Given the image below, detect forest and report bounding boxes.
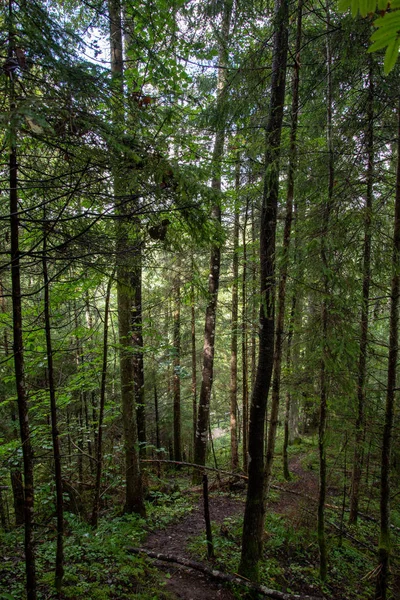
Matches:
[1,0,400,599]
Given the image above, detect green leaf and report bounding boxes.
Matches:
[378,0,388,8]
[359,0,369,16]
[374,10,400,25]
[384,35,400,71]
[351,0,360,16]
[369,36,394,51]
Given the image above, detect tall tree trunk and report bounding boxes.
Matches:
[242,200,250,474]
[283,296,296,480]
[250,199,257,390]
[318,5,334,581]
[8,1,37,593]
[154,383,161,452]
[42,213,64,595]
[265,0,303,495]
[108,0,145,516]
[193,0,232,479]
[132,250,146,458]
[374,98,400,600]
[349,62,374,525]
[191,271,197,456]
[91,273,113,528]
[1,275,25,526]
[239,0,289,580]
[173,266,182,463]
[230,160,240,471]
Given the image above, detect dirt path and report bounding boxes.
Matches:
[144,494,244,599]
[143,456,318,599]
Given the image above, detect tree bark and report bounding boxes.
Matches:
[349,61,374,526]
[91,273,113,528]
[132,250,146,458]
[8,2,37,592]
[108,0,145,516]
[317,4,334,581]
[193,0,232,479]
[242,199,249,474]
[374,98,400,600]
[191,271,197,455]
[173,266,182,463]
[266,0,303,495]
[239,0,289,580]
[0,276,24,526]
[42,211,64,595]
[230,159,240,471]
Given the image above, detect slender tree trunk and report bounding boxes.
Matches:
[349,62,374,526]
[173,266,182,463]
[85,296,98,458]
[193,0,232,479]
[2,277,25,526]
[42,215,64,595]
[250,199,257,390]
[239,0,289,580]
[91,273,113,528]
[8,2,37,593]
[283,296,296,480]
[230,160,240,471]
[374,98,400,600]
[108,0,145,516]
[154,383,161,451]
[11,467,24,526]
[242,200,249,474]
[132,249,146,458]
[191,272,197,455]
[265,0,303,495]
[317,6,334,581]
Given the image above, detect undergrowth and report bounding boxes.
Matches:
[0,487,193,600]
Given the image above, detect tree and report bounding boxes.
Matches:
[193,0,233,478]
[108,0,145,516]
[239,0,289,580]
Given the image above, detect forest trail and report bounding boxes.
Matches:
[144,493,243,599]
[142,455,319,599]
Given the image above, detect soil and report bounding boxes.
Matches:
[142,456,320,600]
[144,493,244,599]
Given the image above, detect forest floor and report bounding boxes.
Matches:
[1,448,398,600]
[141,454,324,600]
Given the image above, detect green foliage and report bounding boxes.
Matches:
[338,0,400,72]
[0,512,171,600]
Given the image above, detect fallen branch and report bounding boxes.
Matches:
[128,547,323,600]
[141,459,249,481]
